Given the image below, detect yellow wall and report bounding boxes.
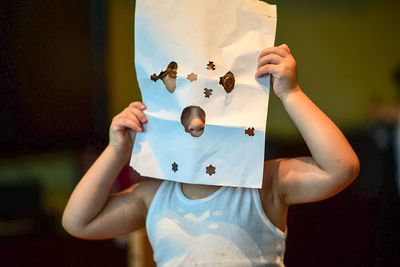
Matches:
[107,0,141,119]
[107,0,400,138]
[268,0,400,138]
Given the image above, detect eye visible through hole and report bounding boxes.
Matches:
[180,106,206,138]
[150,61,178,93]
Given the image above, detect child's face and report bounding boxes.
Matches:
[186,116,205,137]
[161,75,176,93]
[167,65,177,78]
[160,62,178,93]
[181,107,206,137]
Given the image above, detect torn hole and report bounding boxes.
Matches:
[204,88,213,98]
[180,106,206,138]
[187,73,198,82]
[206,61,216,70]
[151,61,178,93]
[219,71,235,93]
[206,165,216,176]
[172,162,178,172]
[245,127,255,136]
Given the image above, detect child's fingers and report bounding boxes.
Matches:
[129,101,147,110]
[258,46,288,60]
[126,102,147,123]
[112,115,143,132]
[110,101,147,133]
[255,63,279,78]
[110,102,147,132]
[128,106,148,124]
[278,44,291,54]
[257,53,282,68]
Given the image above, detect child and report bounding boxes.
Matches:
[151,61,178,93]
[180,105,206,137]
[62,44,359,266]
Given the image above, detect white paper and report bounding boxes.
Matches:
[131,0,277,188]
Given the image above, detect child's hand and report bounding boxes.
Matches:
[255,44,300,101]
[109,102,147,158]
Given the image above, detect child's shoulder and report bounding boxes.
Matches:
[262,159,280,187]
[135,177,163,210]
[261,159,284,206]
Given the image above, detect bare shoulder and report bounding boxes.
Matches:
[261,159,281,194]
[134,177,163,210]
[259,159,288,232]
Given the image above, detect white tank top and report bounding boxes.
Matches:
[146,181,286,266]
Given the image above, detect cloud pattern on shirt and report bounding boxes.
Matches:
[151,209,270,266]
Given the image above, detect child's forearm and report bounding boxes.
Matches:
[62,145,129,235]
[281,87,359,181]
[258,45,359,203]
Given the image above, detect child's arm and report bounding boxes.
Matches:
[256,44,360,205]
[62,102,156,239]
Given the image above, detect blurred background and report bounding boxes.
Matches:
[0,0,399,266]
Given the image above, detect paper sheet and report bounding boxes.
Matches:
[131,0,277,188]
